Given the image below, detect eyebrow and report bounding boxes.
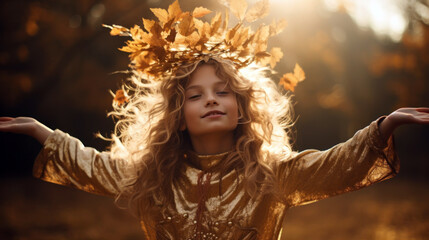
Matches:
[185,81,228,91]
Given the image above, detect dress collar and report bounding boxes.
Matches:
[185,151,231,171]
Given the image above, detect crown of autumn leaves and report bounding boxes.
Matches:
[105,0,305,105]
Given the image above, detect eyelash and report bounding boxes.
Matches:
[188,91,229,100]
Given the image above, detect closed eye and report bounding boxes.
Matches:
[188,94,201,100]
[217,91,229,95]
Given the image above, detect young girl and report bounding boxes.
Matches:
[1,1,429,239]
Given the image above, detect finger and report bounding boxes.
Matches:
[0,117,14,122]
[416,107,429,113]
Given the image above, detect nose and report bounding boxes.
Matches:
[205,92,218,106]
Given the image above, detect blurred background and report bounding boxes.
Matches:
[0,0,428,239]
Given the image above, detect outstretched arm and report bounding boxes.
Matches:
[0,117,53,144]
[379,107,429,142]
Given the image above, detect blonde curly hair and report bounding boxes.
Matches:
[108,57,294,217]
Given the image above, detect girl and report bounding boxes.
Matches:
[1,58,428,239]
[1,0,429,238]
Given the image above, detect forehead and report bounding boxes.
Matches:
[186,64,227,88]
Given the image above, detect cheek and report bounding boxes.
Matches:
[183,102,198,123]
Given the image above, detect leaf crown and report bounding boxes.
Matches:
[105,0,305,96]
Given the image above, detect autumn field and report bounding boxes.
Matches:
[1,177,428,240]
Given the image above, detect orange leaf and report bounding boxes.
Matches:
[150,8,168,24]
[245,0,270,23]
[178,13,195,36]
[293,63,305,82]
[142,18,155,33]
[230,0,248,21]
[269,47,283,68]
[193,7,212,18]
[108,26,129,36]
[279,73,297,91]
[210,12,222,36]
[269,19,287,36]
[226,23,241,42]
[166,28,177,42]
[221,9,229,32]
[168,0,183,21]
[113,90,129,106]
[279,64,305,91]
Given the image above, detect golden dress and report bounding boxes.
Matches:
[33,118,398,239]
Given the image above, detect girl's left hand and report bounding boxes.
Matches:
[379,107,429,141]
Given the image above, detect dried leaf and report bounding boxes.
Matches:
[193,7,212,18]
[178,12,195,36]
[108,25,129,36]
[226,23,241,42]
[232,27,249,48]
[149,23,166,46]
[221,9,229,32]
[269,19,287,36]
[194,18,204,32]
[279,64,305,91]
[113,90,129,106]
[293,63,305,82]
[279,73,297,91]
[150,8,168,24]
[269,47,283,68]
[186,31,200,46]
[245,0,270,23]
[142,18,155,33]
[168,0,183,21]
[166,28,177,42]
[230,0,248,21]
[210,12,222,36]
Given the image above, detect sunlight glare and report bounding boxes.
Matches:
[323,0,409,42]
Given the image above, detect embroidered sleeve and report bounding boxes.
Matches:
[33,129,128,197]
[275,117,399,207]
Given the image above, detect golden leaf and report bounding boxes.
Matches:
[245,0,270,23]
[194,18,204,32]
[230,0,248,21]
[232,27,249,49]
[163,18,176,32]
[142,18,155,33]
[186,31,200,46]
[149,23,166,47]
[226,23,241,42]
[279,73,297,91]
[109,26,129,36]
[210,12,222,36]
[150,8,168,24]
[130,25,144,40]
[293,63,305,82]
[221,9,229,32]
[153,46,166,61]
[166,28,177,42]
[168,0,183,21]
[269,47,283,68]
[113,90,129,106]
[279,64,305,91]
[269,19,287,36]
[178,12,195,36]
[193,7,212,18]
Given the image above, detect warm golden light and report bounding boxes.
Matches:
[323,0,409,42]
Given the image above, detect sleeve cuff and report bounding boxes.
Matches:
[32,129,67,179]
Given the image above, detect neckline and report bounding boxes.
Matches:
[185,151,231,171]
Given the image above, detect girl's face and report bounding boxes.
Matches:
[182,64,239,137]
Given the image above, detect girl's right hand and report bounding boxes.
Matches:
[0,117,53,144]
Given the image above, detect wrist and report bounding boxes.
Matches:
[32,121,53,144]
[378,115,396,142]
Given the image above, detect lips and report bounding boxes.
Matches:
[201,110,225,118]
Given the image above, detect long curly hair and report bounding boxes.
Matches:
[108,57,294,218]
